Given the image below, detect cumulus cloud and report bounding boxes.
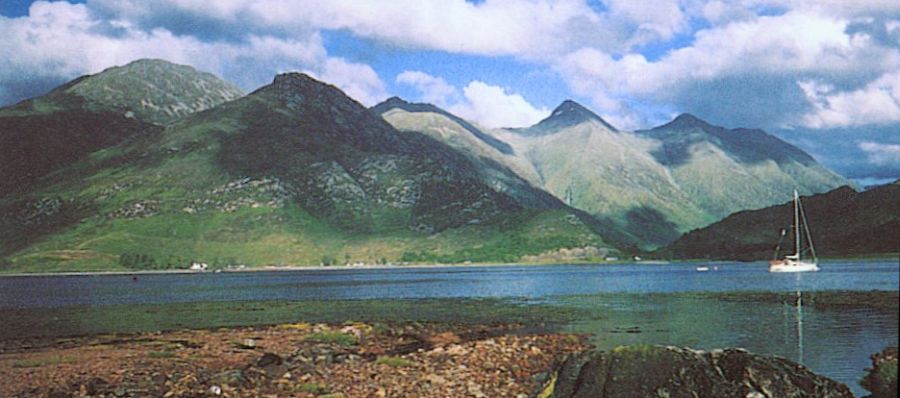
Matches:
[2,1,900,139]
[0,0,390,106]
[88,0,609,58]
[859,141,900,168]
[449,81,550,128]
[396,71,548,128]
[395,71,457,106]
[316,58,387,106]
[555,9,900,128]
[798,71,900,128]
[604,0,689,43]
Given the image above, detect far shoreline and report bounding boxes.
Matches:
[0,254,896,277]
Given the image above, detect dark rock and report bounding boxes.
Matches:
[551,346,853,398]
[46,387,71,398]
[210,369,244,387]
[257,352,283,367]
[82,377,107,395]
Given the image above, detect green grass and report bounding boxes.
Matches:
[3,205,612,272]
[297,382,329,394]
[375,356,413,367]
[147,350,177,358]
[303,331,358,346]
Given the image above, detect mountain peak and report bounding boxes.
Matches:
[547,100,603,123]
[65,58,243,125]
[261,72,366,109]
[271,72,324,90]
[381,96,409,106]
[551,99,593,117]
[370,96,422,115]
[664,113,711,129]
[642,112,819,168]
[516,99,617,136]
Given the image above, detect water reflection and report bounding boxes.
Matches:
[797,290,804,364]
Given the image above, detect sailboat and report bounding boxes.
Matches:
[770,190,820,273]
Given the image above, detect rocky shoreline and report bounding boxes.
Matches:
[1,321,891,397]
[0,322,587,397]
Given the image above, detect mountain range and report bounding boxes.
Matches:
[0,59,871,272]
[0,60,612,272]
[376,97,849,248]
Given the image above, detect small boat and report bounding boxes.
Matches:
[696,266,710,272]
[770,190,819,273]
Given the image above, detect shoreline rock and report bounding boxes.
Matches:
[549,345,853,398]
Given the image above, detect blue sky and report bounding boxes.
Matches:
[1,0,898,185]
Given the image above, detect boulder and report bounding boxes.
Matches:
[550,345,853,398]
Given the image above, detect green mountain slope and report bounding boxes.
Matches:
[0,65,615,272]
[636,113,850,220]
[0,59,242,196]
[659,182,899,260]
[375,99,852,249]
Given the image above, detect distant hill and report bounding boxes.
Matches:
[0,61,616,272]
[375,99,851,249]
[659,182,899,260]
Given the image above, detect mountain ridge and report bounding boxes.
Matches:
[371,96,514,155]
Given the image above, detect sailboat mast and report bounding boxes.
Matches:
[794,190,800,259]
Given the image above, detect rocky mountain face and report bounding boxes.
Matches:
[214,72,527,234]
[376,99,851,249]
[1,61,613,271]
[549,346,853,398]
[0,59,242,197]
[660,182,900,260]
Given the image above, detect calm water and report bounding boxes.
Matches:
[1,260,897,395]
[1,261,897,308]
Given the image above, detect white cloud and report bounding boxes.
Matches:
[395,71,457,106]
[555,9,900,129]
[604,0,689,43]
[799,71,900,128]
[859,141,900,166]
[4,0,900,139]
[0,1,391,106]
[395,71,548,128]
[90,0,608,58]
[316,58,387,106]
[559,11,883,96]
[449,81,549,128]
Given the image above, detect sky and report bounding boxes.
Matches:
[1,0,898,186]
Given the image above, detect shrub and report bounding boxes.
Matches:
[861,346,898,398]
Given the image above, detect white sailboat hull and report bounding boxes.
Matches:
[769,260,819,273]
[770,190,820,273]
